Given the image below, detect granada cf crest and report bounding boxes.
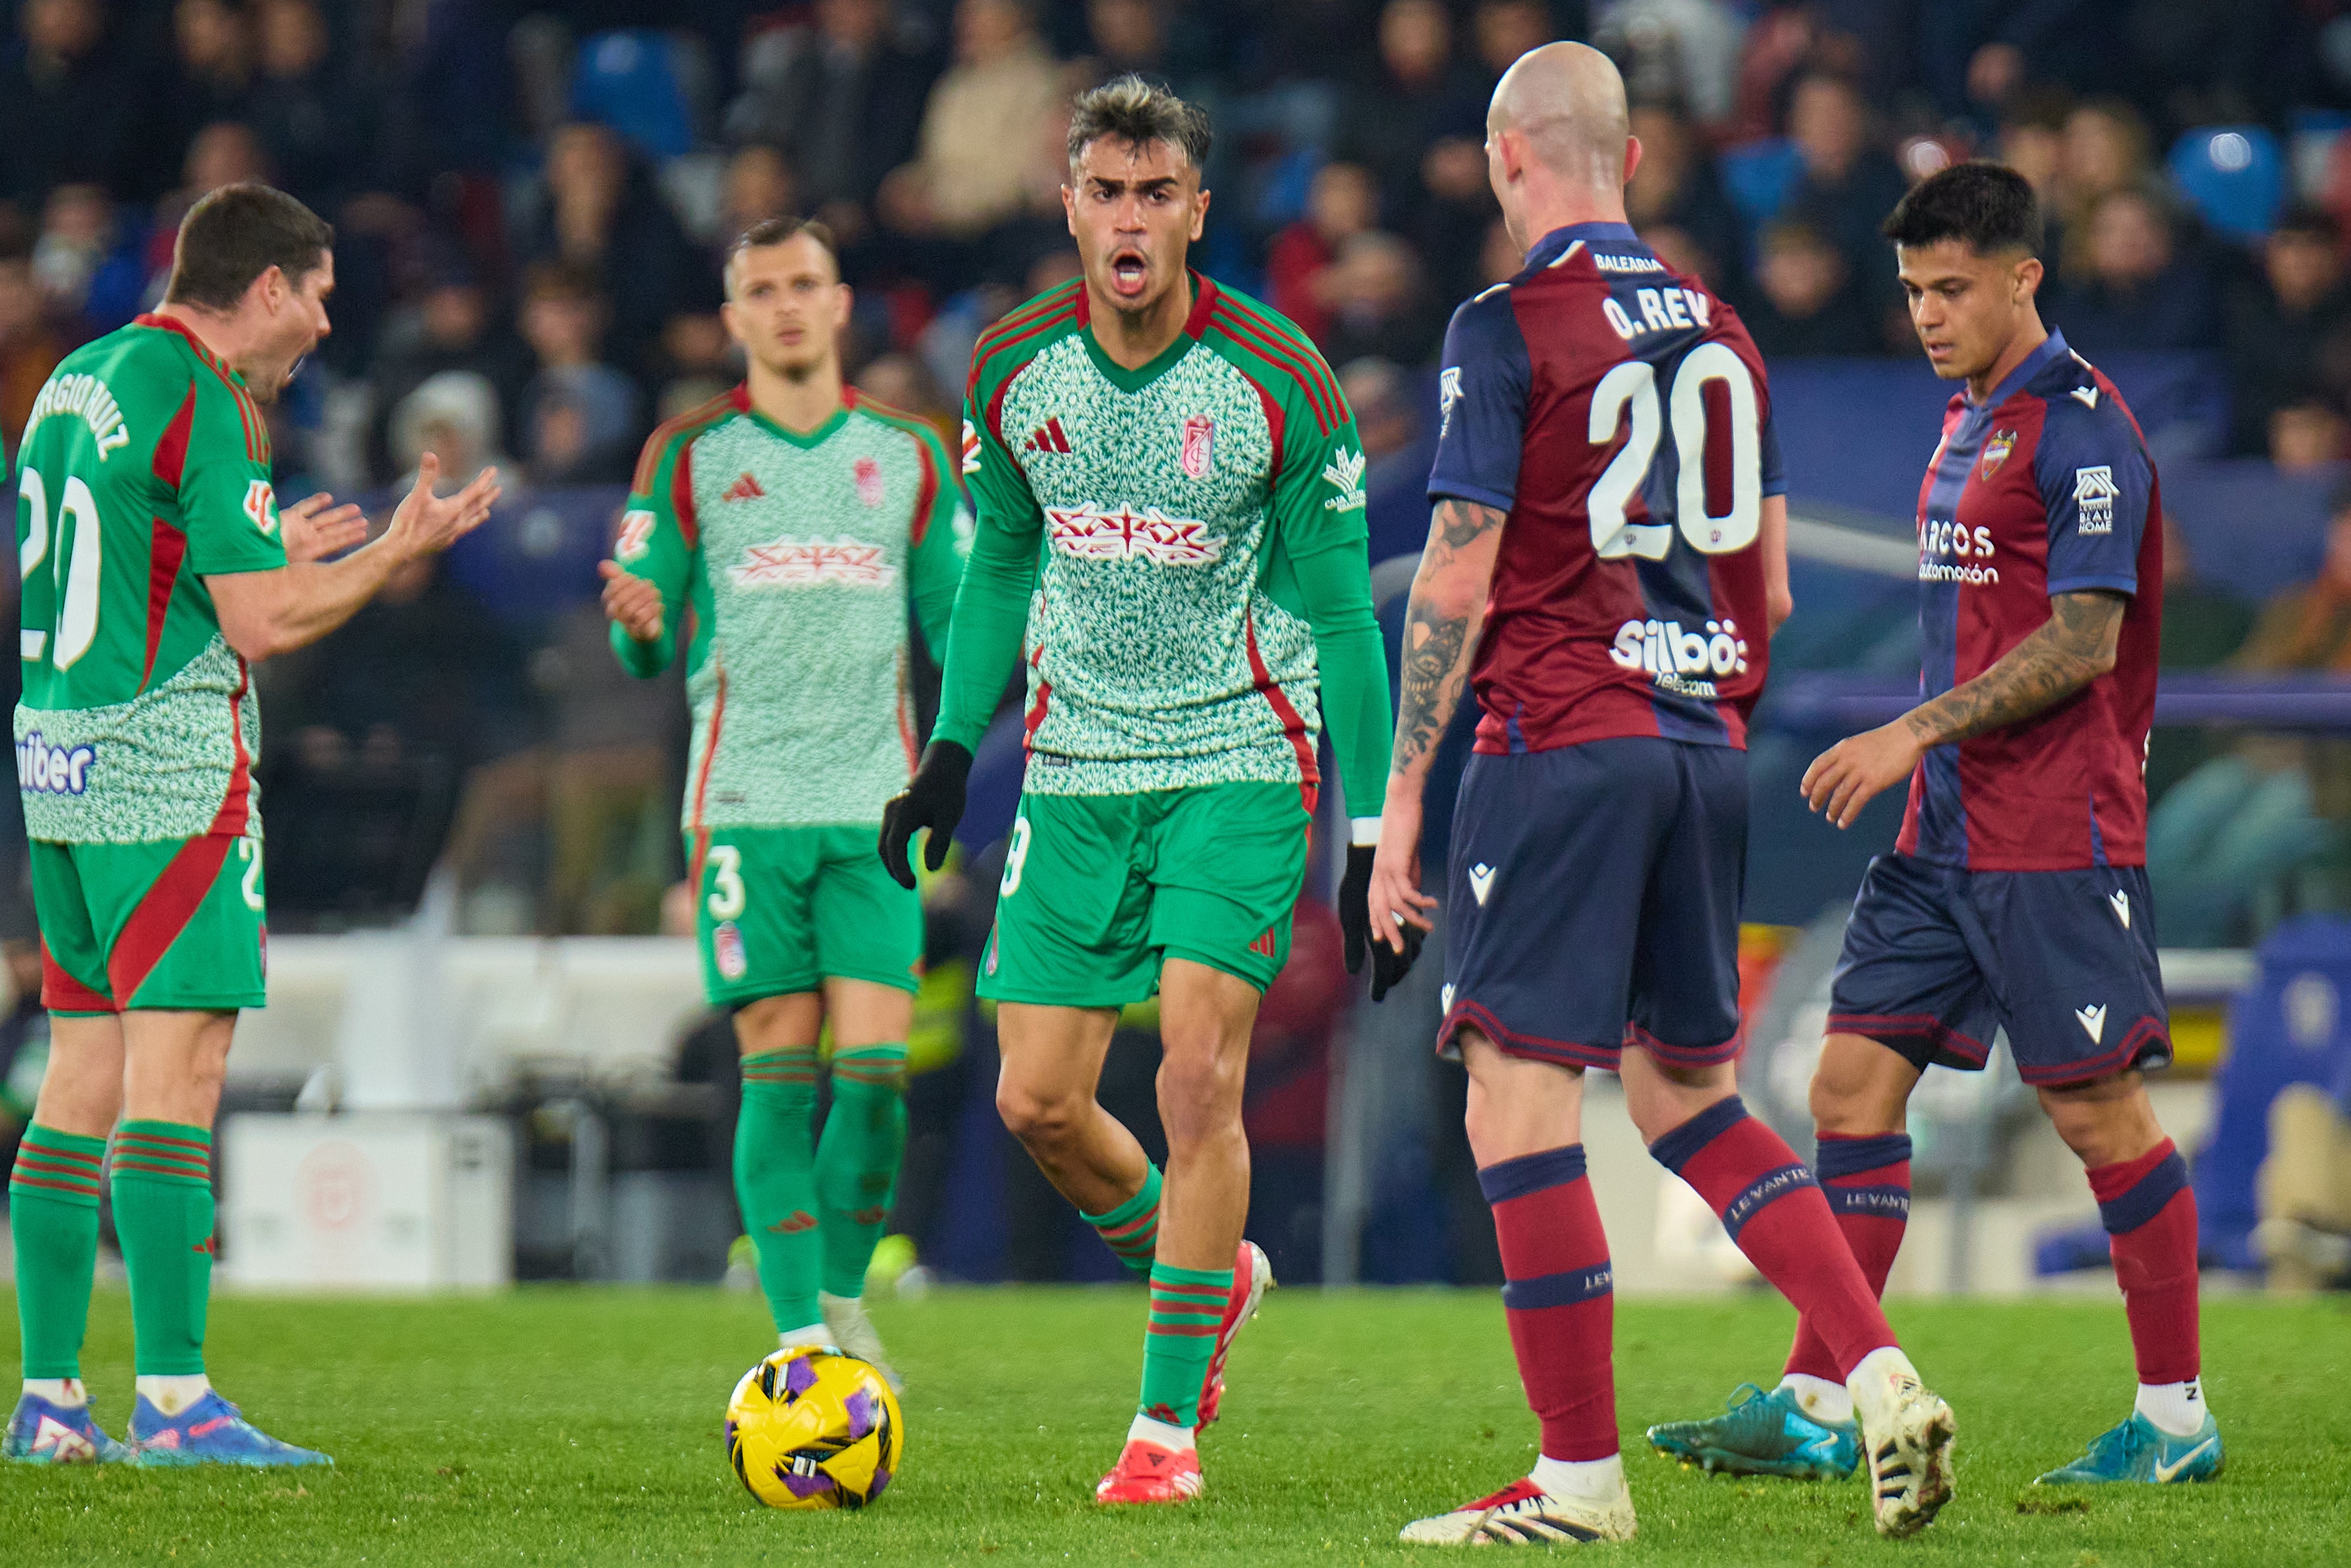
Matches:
[1980,429,2017,478]
[1180,414,1214,478]
[853,455,884,507]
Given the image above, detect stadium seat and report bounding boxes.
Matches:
[571,30,695,159]
[2169,126,2286,243]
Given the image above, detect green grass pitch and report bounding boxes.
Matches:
[1,1286,2345,1565]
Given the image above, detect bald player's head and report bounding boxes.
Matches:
[1486,41,1632,196]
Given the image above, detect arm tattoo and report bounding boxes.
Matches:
[1391,498,1507,779]
[1902,590,2126,749]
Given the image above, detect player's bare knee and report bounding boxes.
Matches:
[1154,1046,1245,1142]
[993,1080,1086,1151]
[2037,1072,2162,1167]
[1809,1033,1915,1135]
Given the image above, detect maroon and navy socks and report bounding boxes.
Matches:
[2089,1137,2208,1435]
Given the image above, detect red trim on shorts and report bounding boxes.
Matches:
[1825,1011,1992,1066]
[2014,1015,2171,1085]
[141,520,188,692]
[1436,999,1620,1071]
[41,940,115,1012]
[686,662,728,892]
[1243,612,1319,812]
[105,833,237,1006]
[1623,1020,1744,1069]
[215,659,253,836]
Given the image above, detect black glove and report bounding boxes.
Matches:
[1339,842,1425,1003]
[879,740,972,889]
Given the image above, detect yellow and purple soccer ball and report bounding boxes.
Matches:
[725,1345,903,1510]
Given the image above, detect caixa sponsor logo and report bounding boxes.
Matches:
[1610,617,1749,698]
[18,732,95,795]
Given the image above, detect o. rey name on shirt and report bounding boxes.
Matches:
[26,373,129,460]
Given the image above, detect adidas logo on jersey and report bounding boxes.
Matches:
[1025,417,1073,454]
[1248,927,1280,958]
[1610,617,1747,696]
[723,472,767,502]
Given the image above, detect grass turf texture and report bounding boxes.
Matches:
[1,1289,2344,1566]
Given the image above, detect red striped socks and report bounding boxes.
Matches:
[9,1124,106,1381]
[1081,1164,1163,1281]
[111,1120,215,1377]
[1481,1144,1617,1460]
[1784,1131,1911,1385]
[1137,1260,1228,1429]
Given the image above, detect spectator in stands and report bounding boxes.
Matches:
[142,120,276,301]
[2054,98,2152,281]
[854,351,956,439]
[1320,230,1444,370]
[31,183,143,338]
[2044,186,2219,354]
[367,256,535,485]
[0,0,141,209]
[2226,204,2351,457]
[651,311,739,422]
[518,262,640,487]
[880,0,1064,243]
[1335,0,1489,226]
[1267,162,1378,349]
[1784,71,1908,321]
[247,0,371,213]
[724,0,939,244]
[155,0,253,185]
[0,246,61,467]
[1472,0,1554,83]
[523,122,701,378]
[1339,356,1435,565]
[718,143,797,250]
[1479,216,1520,289]
[2270,394,2350,472]
[1995,89,2073,286]
[389,370,517,502]
[1741,216,1879,358]
[2146,511,2256,803]
[1595,0,1742,127]
[2149,484,2351,945]
[1626,100,1747,300]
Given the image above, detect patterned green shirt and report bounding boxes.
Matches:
[14,314,286,845]
[938,274,1388,809]
[609,386,969,832]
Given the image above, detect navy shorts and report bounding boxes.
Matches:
[1438,736,1746,1070]
[1827,852,2171,1085]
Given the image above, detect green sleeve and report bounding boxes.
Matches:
[180,377,289,575]
[1270,388,1388,817]
[607,434,696,678]
[907,425,972,657]
[932,400,1043,752]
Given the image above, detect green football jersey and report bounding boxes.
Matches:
[939,273,1375,798]
[14,314,287,845]
[609,386,970,832]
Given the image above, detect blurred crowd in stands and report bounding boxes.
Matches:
[1,0,2350,951]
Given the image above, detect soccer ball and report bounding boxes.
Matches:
[725,1345,903,1509]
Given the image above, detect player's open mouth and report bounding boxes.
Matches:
[1109,249,1149,296]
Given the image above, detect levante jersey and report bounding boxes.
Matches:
[14,314,286,845]
[1898,328,2162,871]
[612,385,968,833]
[1429,221,1783,754]
[953,273,1369,797]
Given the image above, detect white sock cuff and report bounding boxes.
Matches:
[1779,1373,1854,1424]
[21,1378,85,1408]
[1127,1411,1196,1452]
[1532,1450,1625,1501]
[2134,1379,2208,1438]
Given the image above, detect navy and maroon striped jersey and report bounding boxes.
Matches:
[1897,329,2162,872]
[1428,221,1784,754]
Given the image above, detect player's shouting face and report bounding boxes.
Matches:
[1063,135,1208,321]
[1896,237,2043,387]
[725,232,851,381]
[247,249,334,402]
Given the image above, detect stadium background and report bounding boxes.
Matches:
[0,0,2347,1306]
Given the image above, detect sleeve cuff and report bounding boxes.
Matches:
[2046,575,2138,598]
[1426,481,1516,514]
[1349,815,1382,847]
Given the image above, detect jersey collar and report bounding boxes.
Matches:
[1077,270,1213,393]
[1523,222,1643,272]
[1962,327,2071,414]
[133,311,249,386]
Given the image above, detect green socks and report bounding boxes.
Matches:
[738,1046,822,1334]
[110,1121,214,1376]
[11,1124,107,1381]
[1081,1164,1163,1281]
[1138,1261,1231,1428]
[816,1043,907,1300]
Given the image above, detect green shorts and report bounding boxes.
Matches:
[691,825,923,1006]
[980,782,1312,1007]
[32,833,268,1014]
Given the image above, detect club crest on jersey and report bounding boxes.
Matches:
[615,508,656,561]
[1180,413,1215,478]
[2074,465,2118,534]
[853,455,884,507]
[714,922,748,980]
[730,537,896,587]
[1045,503,1223,565]
[1980,430,2017,477]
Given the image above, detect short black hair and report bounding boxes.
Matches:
[163,182,333,310]
[1067,74,1211,176]
[725,215,839,296]
[2275,200,2342,247]
[1880,162,2039,259]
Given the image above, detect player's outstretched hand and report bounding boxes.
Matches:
[1352,799,1435,1003]
[880,739,972,889]
[1801,720,1924,829]
[279,492,367,563]
[598,560,664,642]
[383,451,501,561]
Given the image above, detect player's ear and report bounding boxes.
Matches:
[833,283,852,330]
[720,299,746,348]
[1188,185,1210,244]
[1061,182,1077,240]
[1622,134,1643,188]
[2012,254,2044,304]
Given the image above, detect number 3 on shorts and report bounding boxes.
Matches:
[706,843,746,919]
[1000,815,1032,897]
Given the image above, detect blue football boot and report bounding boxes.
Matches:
[130,1391,333,1468]
[4,1391,132,1464]
[1646,1382,1862,1479]
[2036,1410,2223,1486]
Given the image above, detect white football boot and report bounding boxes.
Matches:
[1850,1349,1956,1538]
[1398,1475,1637,1546]
[819,1291,903,1391]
